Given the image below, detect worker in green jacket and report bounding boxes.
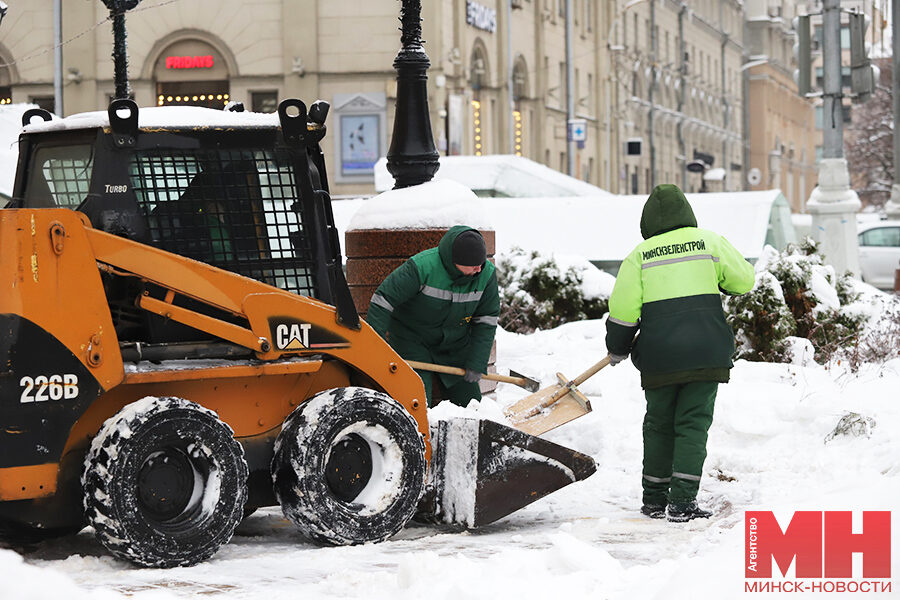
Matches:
[606,184,755,523]
[367,225,500,407]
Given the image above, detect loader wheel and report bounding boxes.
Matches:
[82,397,248,567]
[272,387,426,545]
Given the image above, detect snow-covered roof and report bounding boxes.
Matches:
[333,187,796,263]
[22,105,280,134]
[374,155,612,198]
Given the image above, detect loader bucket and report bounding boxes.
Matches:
[418,418,596,528]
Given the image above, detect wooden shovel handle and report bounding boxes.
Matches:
[531,354,611,414]
[406,360,531,387]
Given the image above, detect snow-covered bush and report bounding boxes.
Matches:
[840,294,900,371]
[724,239,869,364]
[496,247,613,333]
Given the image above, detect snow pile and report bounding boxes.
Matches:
[334,188,792,262]
[0,550,124,600]
[374,155,612,198]
[347,179,491,231]
[427,395,510,425]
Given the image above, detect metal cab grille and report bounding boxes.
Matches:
[130,147,318,297]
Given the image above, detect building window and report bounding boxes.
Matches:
[559,61,566,108]
[813,104,850,129]
[30,96,55,113]
[251,91,278,113]
[470,46,488,93]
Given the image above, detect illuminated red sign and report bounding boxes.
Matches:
[166,55,214,69]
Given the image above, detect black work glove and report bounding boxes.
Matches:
[608,353,628,366]
[463,369,482,383]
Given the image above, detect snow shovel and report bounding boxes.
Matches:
[504,355,610,436]
[406,360,540,392]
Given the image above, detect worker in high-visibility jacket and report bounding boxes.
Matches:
[367,225,500,407]
[605,184,755,523]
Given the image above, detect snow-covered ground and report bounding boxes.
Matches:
[3,309,898,599]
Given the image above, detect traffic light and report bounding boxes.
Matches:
[849,11,876,102]
[792,15,812,97]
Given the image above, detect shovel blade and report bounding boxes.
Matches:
[504,373,593,436]
[418,417,596,528]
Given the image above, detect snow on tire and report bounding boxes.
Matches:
[272,387,426,545]
[81,396,248,568]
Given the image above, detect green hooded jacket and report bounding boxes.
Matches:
[605,184,755,389]
[366,226,500,378]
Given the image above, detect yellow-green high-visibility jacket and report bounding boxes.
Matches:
[606,185,755,389]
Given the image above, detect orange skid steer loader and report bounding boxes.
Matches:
[0,99,595,567]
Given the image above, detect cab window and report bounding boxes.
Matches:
[24,144,94,208]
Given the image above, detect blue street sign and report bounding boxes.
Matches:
[567,118,587,143]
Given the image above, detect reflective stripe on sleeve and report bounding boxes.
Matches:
[369,293,394,313]
[422,286,484,303]
[473,315,498,326]
[608,316,638,327]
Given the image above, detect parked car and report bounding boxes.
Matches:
[857,220,900,291]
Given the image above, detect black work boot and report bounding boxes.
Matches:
[640,502,667,519]
[666,501,712,523]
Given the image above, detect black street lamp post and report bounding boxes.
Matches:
[101,0,141,99]
[386,0,440,189]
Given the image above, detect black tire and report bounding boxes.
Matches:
[272,387,426,545]
[82,397,248,567]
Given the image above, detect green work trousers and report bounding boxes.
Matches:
[641,381,718,505]
[416,370,482,408]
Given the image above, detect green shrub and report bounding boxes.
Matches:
[496,247,611,333]
[724,238,868,364]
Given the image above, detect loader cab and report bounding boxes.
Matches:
[10,100,358,343]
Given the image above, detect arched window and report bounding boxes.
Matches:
[512,57,529,107]
[469,41,490,97]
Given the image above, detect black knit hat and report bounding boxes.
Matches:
[452,230,487,266]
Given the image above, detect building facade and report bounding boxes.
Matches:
[744,0,817,212]
[1,1,864,205]
[607,0,746,195]
[0,0,616,197]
